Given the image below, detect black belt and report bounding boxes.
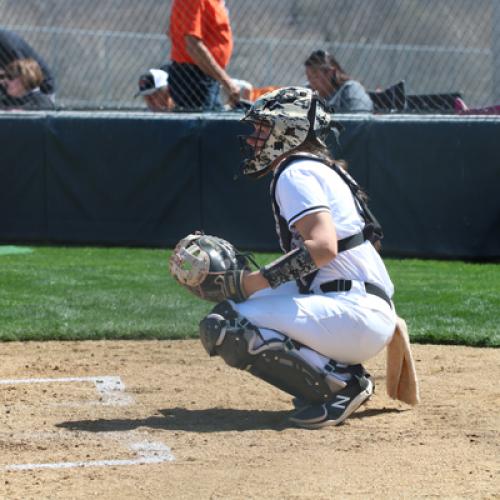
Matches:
[319,279,392,307]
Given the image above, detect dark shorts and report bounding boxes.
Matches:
[168,62,222,111]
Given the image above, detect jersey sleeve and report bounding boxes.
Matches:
[276,163,330,228]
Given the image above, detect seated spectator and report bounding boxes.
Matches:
[0,58,54,110]
[135,68,175,112]
[0,29,55,99]
[304,50,373,113]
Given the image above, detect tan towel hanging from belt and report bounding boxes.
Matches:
[386,316,420,405]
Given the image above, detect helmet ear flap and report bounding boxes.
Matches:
[307,94,329,145]
[309,92,344,146]
[306,94,319,141]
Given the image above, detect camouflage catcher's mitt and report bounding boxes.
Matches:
[169,233,252,303]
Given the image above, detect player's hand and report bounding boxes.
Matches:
[225,79,241,106]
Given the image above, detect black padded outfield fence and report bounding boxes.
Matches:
[0,111,499,260]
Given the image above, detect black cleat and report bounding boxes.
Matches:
[289,375,373,429]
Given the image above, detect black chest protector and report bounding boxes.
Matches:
[270,153,384,292]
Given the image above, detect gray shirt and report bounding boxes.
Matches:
[326,80,373,113]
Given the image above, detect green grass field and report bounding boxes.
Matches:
[0,245,498,347]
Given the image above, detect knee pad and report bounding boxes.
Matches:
[199,301,349,403]
[199,301,258,369]
[198,301,237,356]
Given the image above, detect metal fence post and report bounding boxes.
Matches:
[493,0,500,102]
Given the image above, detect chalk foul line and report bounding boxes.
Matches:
[4,440,174,471]
[0,375,175,470]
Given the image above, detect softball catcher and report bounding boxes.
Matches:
[171,87,412,428]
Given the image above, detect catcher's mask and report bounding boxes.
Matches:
[239,86,340,177]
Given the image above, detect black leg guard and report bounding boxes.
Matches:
[248,349,339,403]
[199,301,352,404]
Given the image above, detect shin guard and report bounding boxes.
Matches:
[199,301,349,403]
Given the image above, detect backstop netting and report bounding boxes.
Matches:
[0,0,499,112]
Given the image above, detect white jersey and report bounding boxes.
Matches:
[275,158,394,298]
[234,156,396,365]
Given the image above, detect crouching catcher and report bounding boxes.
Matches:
[169,86,419,429]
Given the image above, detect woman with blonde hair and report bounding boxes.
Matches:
[1,58,54,110]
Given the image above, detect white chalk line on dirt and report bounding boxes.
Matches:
[0,375,134,406]
[4,440,174,471]
[0,376,175,470]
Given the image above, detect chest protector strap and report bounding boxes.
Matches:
[270,153,383,293]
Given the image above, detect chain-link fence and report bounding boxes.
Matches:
[1,0,499,113]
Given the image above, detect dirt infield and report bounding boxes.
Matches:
[0,340,498,499]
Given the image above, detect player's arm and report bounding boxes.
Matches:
[184,35,240,104]
[242,211,336,296]
[293,210,338,266]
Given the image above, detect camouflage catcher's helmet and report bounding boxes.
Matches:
[240,86,340,177]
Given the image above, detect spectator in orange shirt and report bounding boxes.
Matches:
[167,0,240,111]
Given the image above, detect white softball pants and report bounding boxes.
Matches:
[232,280,396,367]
